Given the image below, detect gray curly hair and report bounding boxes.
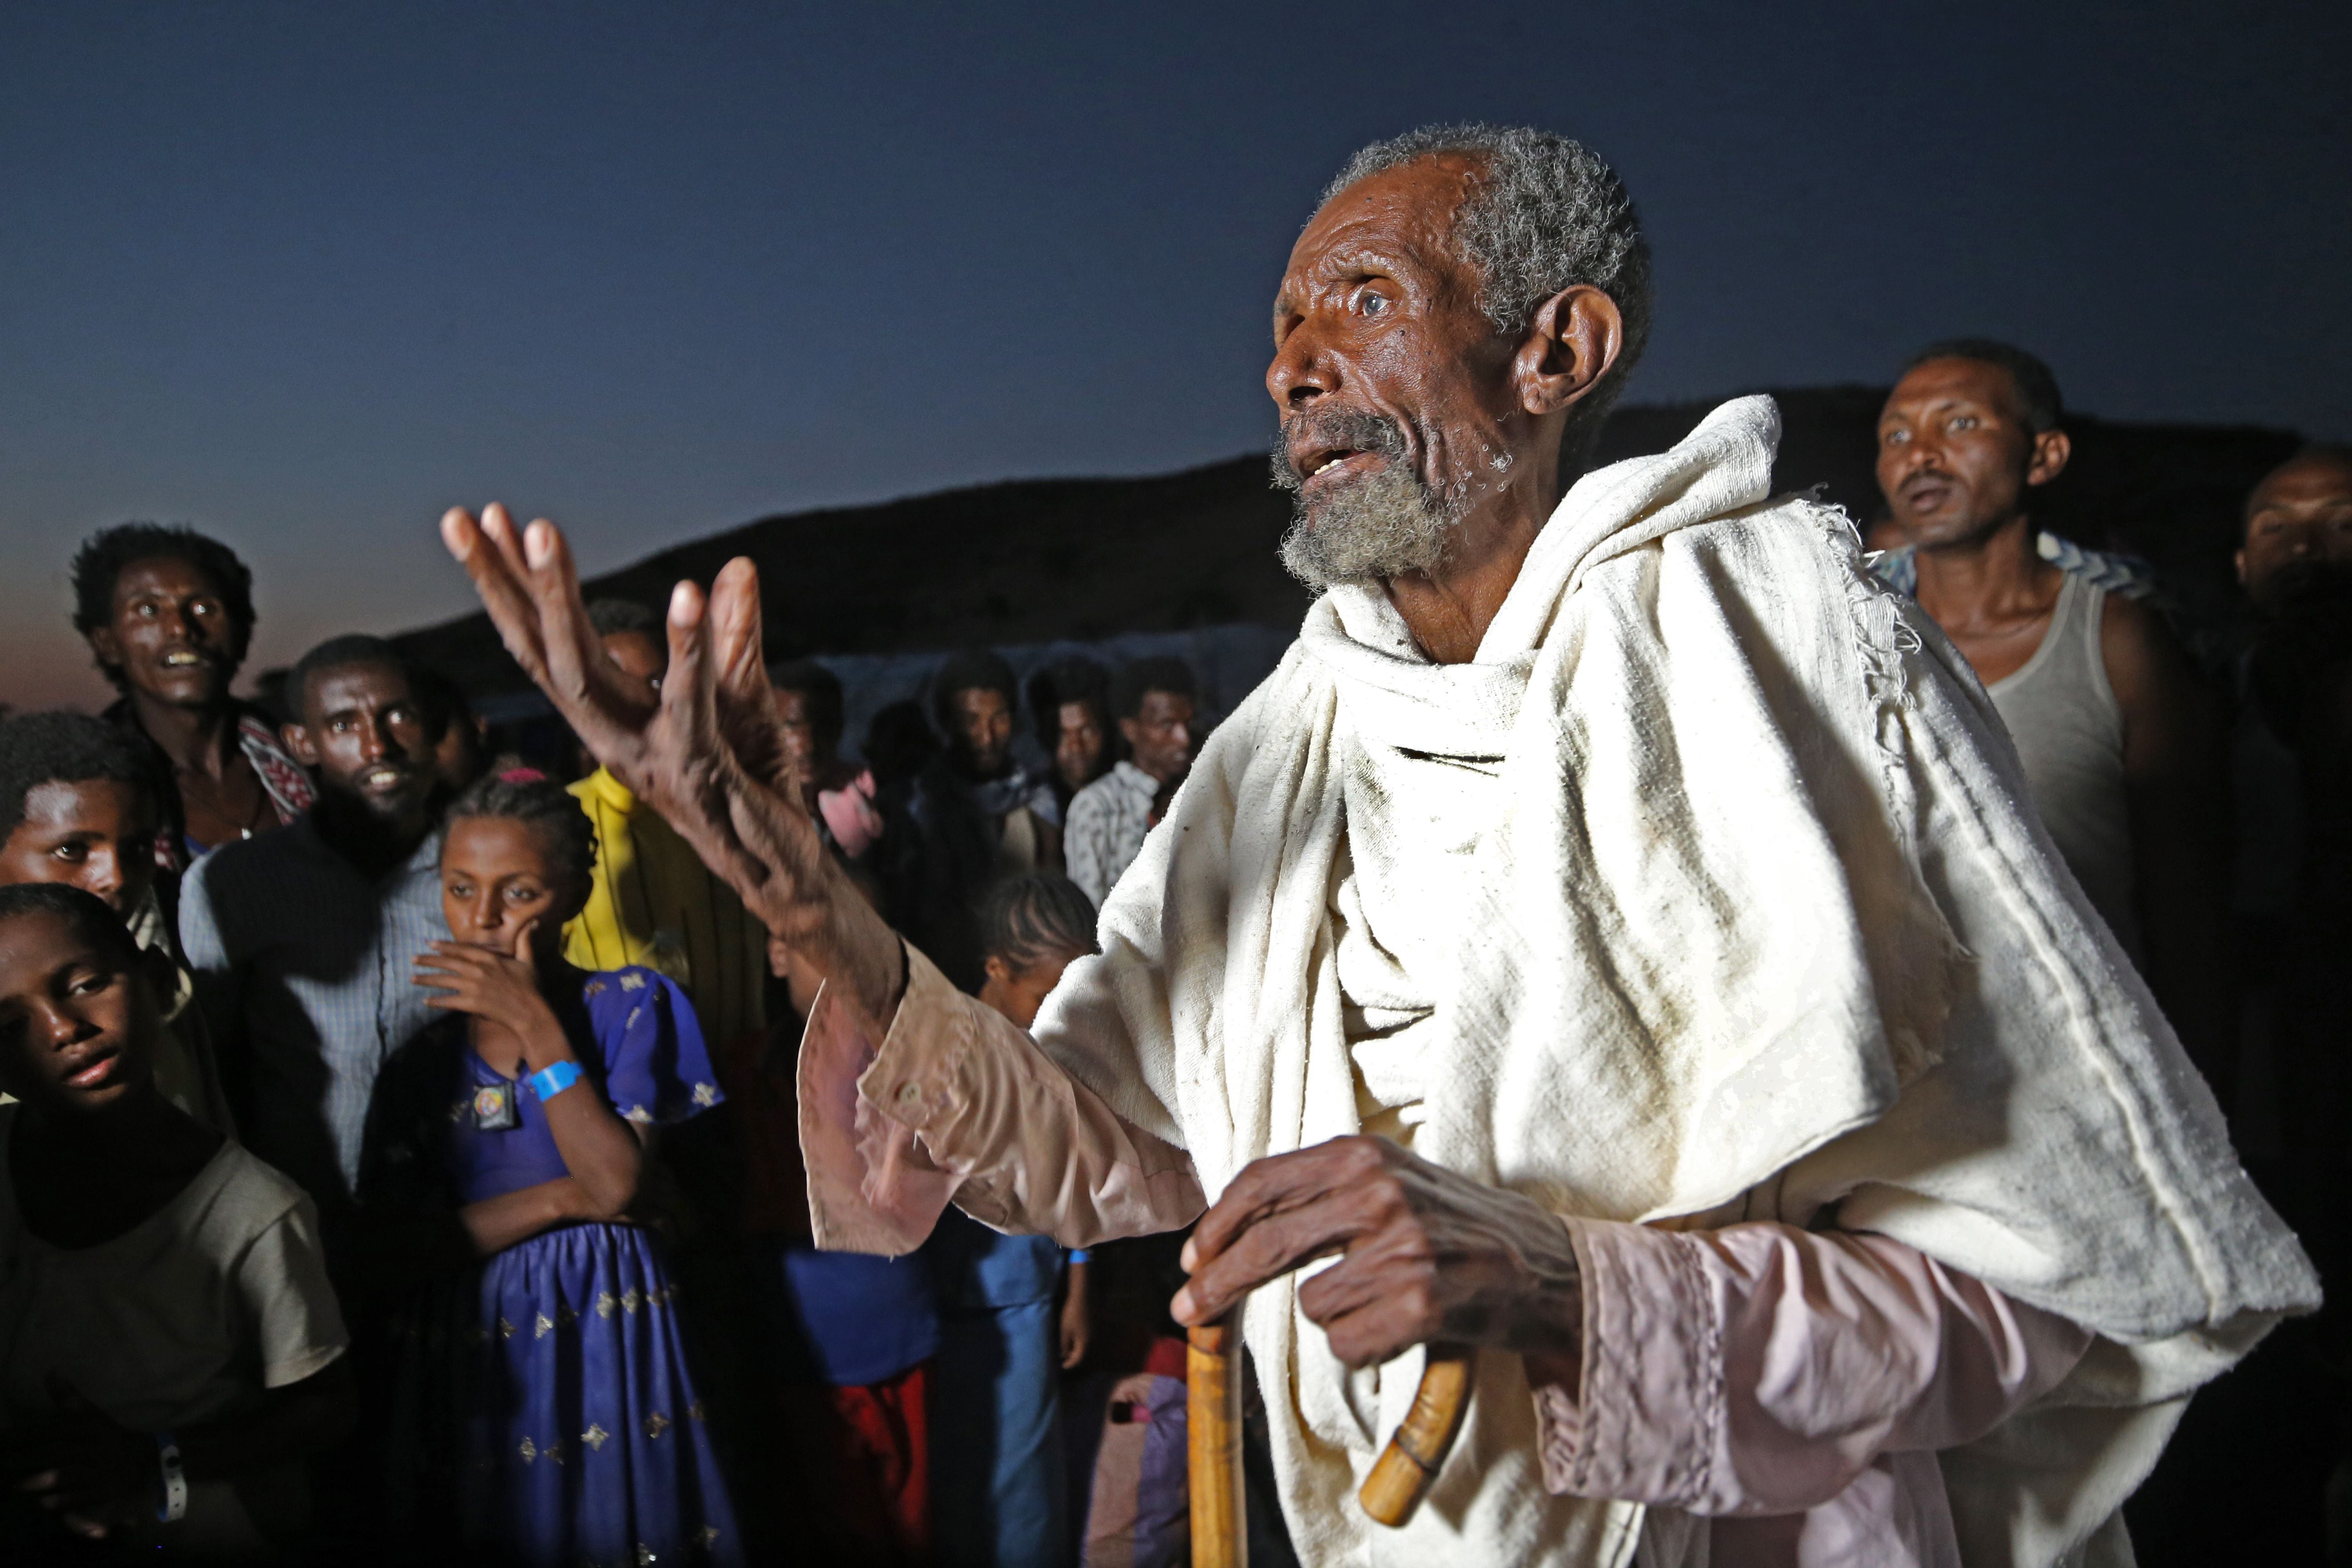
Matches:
[1321,124,1654,459]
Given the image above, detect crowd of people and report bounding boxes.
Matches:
[0,137,2347,1567]
[0,512,1220,1564]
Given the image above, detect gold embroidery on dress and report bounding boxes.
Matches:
[689,1399,706,1423]
[581,1423,610,1452]
[691,1082,719,1107]
[621,1288,642,1314]
[498,1317,516,1339]
[619,972,646,992]
[558,1305,577,1328]
[543,1440,566,1465]
[534,1313,554,1339]
[597,1291,617,1318]
[518,1436,537,1464]
[643,1411,670,1439]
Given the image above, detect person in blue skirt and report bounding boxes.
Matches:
[360,768,739,1565]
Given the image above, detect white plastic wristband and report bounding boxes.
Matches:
[156,1432,186,1524]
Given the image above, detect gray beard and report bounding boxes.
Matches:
[1272,429,1465,590]
[1277,466,1458,589]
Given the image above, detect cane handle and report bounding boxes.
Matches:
[1357,1345,1475,1528]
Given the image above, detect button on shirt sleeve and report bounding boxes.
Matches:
[1529,1218,2092,1517]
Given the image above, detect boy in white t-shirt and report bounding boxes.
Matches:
[0,882,351,1559]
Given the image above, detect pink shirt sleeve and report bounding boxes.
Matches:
[1531,1218,2092,1517]
[799,941,1205,1254]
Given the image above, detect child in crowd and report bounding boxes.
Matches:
[359,770,738,1565]
[0,883,351,1559]
[926,872,1101,1568]
[0,711,231,1131]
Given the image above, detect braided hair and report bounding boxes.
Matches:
[976,873,1098,975]
[444,768,598,887]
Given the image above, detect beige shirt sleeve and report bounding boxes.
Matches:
[237,1197,349,1390]
[800,942,1205,1254]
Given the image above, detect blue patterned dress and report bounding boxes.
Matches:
[365,965,740,1567]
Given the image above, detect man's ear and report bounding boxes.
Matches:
[281,721,320,768]
[2026,428,2073,488]
[1516,284,1624,420]
[86,627,123,675]
[1117,716,1142,748]
[982,954,1011,988]
[2234,547,2250,587]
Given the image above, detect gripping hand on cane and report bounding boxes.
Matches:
[1171,1136,1586,1532]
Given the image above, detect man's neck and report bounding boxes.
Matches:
[1383,469,1560,666]
[312,792,430,880]
[127,691,237,776]
[1914,514,2058,627]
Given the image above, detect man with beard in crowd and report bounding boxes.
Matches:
[179,635,447,1270]
[70,524,313,867]
[1872,342,2234,1086]
[1064,657,1197,906]
[445,124,2313,1566]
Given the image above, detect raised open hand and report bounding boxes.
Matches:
[440,505,905,1021]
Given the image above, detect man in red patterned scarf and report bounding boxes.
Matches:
[71,523,313,870]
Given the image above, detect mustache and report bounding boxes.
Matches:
[1268,408,1411,492]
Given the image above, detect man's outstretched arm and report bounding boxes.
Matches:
[441,505,904,1024]
[444,505,1201,1250]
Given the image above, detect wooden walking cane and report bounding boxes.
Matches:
[1189,1312,1474,1567]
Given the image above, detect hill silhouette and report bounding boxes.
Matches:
[397,387,2303,696]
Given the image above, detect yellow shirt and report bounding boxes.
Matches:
[563,767,767,1052]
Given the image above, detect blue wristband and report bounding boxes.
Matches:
[527,1060,583,1102]
[1067,1250,1092,1264]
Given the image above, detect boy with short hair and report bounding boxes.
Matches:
[0,882,351,1558]
[0,711,230,1129]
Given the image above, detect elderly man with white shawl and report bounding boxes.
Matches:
[444,124,2315,1567]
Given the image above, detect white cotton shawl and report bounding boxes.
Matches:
[1031,396,2316,1568]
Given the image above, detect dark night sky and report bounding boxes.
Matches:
[5,1,2346,707]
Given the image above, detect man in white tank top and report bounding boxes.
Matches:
[1873,340,2233,1087]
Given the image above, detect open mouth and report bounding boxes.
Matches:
[360,765,413,793]
[1298,447,1387,490]
[161,650,211,669]
[1899,474,1955,510]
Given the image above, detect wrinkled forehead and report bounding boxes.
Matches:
[111,553,226,606]
[18,776,153,832]
[1279,156,1484,307]
[304,659,412,716]
[2249,453,2352,516]
[1883,356,2024,420]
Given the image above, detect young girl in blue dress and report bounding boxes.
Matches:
[361,769,739,1565]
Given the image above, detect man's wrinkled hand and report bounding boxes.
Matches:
[440,504,905,1020]
[1169,1136,1583,1372]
